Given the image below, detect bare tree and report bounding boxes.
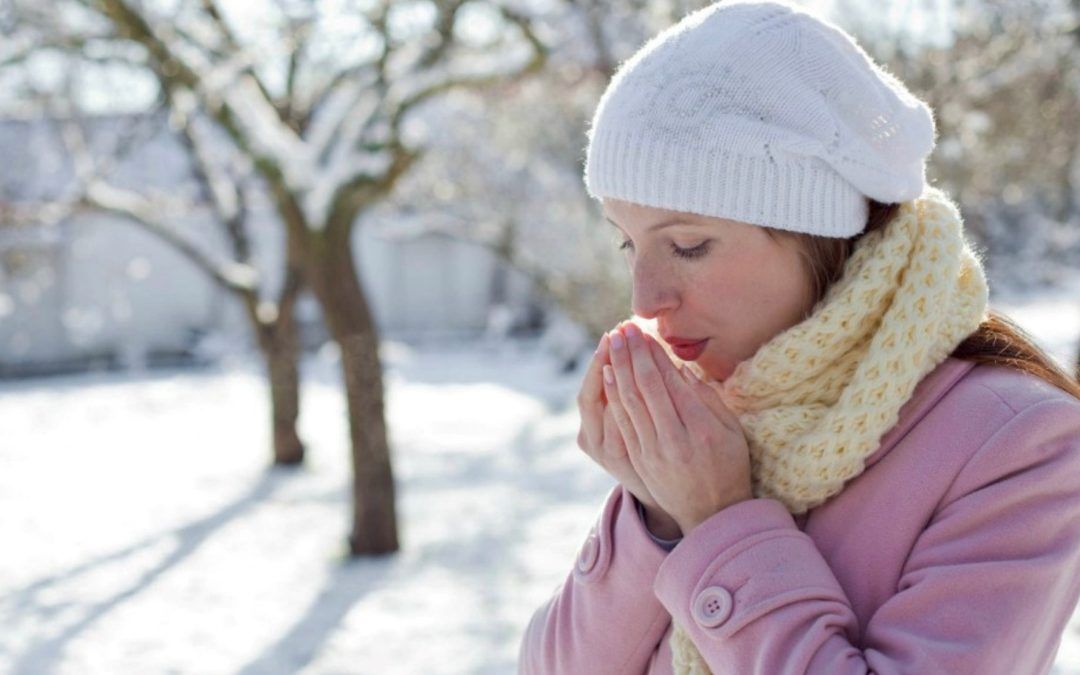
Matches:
[1,0,545,555]
[0,99,310,465]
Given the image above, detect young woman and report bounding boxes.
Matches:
[519,1,1080,674]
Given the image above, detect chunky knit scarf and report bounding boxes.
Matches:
[633,186,989,674]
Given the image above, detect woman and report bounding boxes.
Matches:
[518,1,1080,674]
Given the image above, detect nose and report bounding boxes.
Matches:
[630,258,680,319]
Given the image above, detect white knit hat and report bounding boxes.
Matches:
[583,0,937,237]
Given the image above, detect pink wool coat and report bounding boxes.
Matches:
[519,357,1080,674]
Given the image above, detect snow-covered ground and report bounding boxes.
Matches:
[2,283,1080,675]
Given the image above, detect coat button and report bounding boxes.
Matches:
[577,533,600,574]
[692,586,733,628]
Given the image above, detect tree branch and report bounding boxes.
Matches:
[387,5,547,139]
[50,104,259,296]
[166,86,253,265]
[197,0,284,119]
[96,0,306,196]
[80,181,259,294]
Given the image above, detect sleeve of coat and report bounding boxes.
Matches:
[635,495,683,552]
[651,396,1080,675]
[518,483,674,675]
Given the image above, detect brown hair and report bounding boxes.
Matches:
[773,199,1080,400]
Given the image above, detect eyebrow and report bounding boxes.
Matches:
[603,215,697,232]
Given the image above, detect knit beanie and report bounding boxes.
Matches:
[583,0,938,237]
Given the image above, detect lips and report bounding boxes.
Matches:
[664,336,709,361]
[663,335,704,347]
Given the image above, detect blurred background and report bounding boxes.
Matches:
[0,0,1077,673]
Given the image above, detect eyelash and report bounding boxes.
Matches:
[618,239,711,260]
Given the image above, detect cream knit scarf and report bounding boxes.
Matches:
[633,186,989,674]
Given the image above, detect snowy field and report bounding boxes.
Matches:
[2,281,1080,675]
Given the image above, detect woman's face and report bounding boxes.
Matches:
[602,197,817,381]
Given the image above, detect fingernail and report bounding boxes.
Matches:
[603,365,614,384]
[624,323,641,344]
[610,331,625,350]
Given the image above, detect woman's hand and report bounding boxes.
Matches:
[602,322,753,535]
[576,322,682,538]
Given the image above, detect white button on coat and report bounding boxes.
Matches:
[692,586,734,628]
[576,532,600,574]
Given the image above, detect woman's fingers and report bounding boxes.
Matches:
[644,335,743,434]
[607,326,659,448]
[642,334,713,426]
[602,363,643,465]
[621,323,685,437]
[602,396,636,457]
[582,334,610,402]
[576,334,610,451]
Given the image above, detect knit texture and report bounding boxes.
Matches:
[584,0,937,237]
[631,185,989,673]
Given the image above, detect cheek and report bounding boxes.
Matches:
[693,254,806,324]
[756,260,815,331]
[699,258,767,306]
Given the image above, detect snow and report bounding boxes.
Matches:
[2,288,1080,674]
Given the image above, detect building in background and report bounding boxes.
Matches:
[0,114,543,378]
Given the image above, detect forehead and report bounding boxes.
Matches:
[601,198,803,255]
[601,198,756,236]
[602,201,715,237]
[601,198,686,223]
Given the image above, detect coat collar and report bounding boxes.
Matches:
[862,357,978,470]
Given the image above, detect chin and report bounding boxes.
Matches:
[698,354,735,382]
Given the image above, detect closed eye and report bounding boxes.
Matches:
[618,239,711,260]
[671,241,710,259]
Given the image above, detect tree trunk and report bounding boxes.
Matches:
[259,310,305,466]
[301,227,399,556]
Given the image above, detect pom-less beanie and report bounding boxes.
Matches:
[583,0,938,237]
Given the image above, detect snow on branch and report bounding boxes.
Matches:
[302,147,395,230]
[385,5,546,136]
[303,69,382,169]
[168,89,246,241]
[65,0,545,233]
[298,3,546,228]
[50,106,260,294]
[95,0,311,195]
[82,181,259,293]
